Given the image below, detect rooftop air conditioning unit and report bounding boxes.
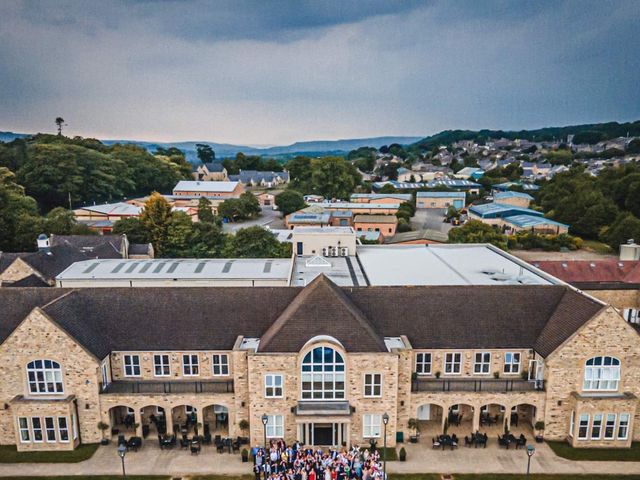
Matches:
[340,247,348,257]
[322,247,328,257]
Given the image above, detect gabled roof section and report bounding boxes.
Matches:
[533,289,604,357]
[258,275,386,353]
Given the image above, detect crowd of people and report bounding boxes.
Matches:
[252,440,387,480]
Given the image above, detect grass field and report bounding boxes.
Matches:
[547,441,640,461]
[0,443,99,463]
[581,240,614,255]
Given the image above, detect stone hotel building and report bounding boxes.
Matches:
[0,275,639,452]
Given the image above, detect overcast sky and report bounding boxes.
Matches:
[1,0,639,145]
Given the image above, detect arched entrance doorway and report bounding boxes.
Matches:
[447,404,473,433]
[203,404,229,439]
[414,403,444,438]
[479,403,508,430]
[108,405,136,437]
[171,405,200,437]
[139,405,167,438]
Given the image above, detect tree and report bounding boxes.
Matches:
[601,213,640,251]
[448,220,508,250]
[197,197,216,224]
[218,198,244,221]
[189,221,225,257]
[0,167,43,251]
[378,183,397,194]
[196,144,215,164]
[112,217,149,244]
[224,226,290,258]
[239,191,261,218]
[310,157,360,200]
[55,117,65,136]
[286,156,313,192]
[275,190,306,216]
[139,193,174,255]
[43,207,93,235]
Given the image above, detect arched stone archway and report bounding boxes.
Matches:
[202,404,230,438]
[139,404,169,438]
[107,405,137,438]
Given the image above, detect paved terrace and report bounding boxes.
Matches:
[0,440,639,477]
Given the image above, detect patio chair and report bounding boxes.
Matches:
[203,432,212,444]
[216,438,225,453]
[464,436,472,447]
[431,437,440,449]
[180,436,190,449]
[214,434,222,444]
[190,441,201,455]
[516,435,526,449]
[497,435,509,449]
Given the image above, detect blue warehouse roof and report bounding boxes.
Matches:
[469,202,543,219]
[503,215,569,229]
[494,191,534,201]
[493,182,540,192]
[417,191,466,198]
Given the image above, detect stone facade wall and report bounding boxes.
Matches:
[0,258,41,285]
[545,307,640,445]
[10,399,79,451]
[0,308,102,449]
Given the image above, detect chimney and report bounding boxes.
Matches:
[37,234,51,254]
[619,239,640,261]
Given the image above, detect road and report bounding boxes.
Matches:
[222,206,285,233]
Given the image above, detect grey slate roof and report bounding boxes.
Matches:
[15,246,91,282]
[0,277,605,358]
[50,235,124,259]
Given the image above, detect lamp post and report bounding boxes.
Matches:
[261,414,269,450]
[117,443,127,479]
[526,444,535,478]
[382,412,389,480]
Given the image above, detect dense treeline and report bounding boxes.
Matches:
[538,164,640,249]
[285,156,361,200]
[0,134,191,211]
[220,152,284,174]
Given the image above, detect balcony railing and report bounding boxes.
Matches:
[411,378,544,393]
[100,380,234,395]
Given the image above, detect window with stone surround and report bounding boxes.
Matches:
[618,414,630,440]
[265,374,283,398]
[32,417,43,442]
[26,360,63,394]
[265,414,284,438]
[503,352,520,374]
[363,373,382,397]
[604,414,616,440]
[415,352,431,375]
[18,417,29,443]
[182,354,199,376]
[363,414,382,438]
[153,354,171,377]
[583,356,620,391]
[58,417,69,442]
[301,346,345,400]
[212,354,229,376]
[578,414,589,440]
[123,354,141,377]
[474,352,491,374]
[591,413,602,439]
[444,352,461,374]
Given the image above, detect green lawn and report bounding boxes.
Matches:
[548,441,640,461]
[0,443,100,463]
[581,240,614,255]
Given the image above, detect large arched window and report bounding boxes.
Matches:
[27,360,64,394]
[301,346,345,400]
[583,356,620,391]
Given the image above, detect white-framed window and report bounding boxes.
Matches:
[569,410,575,437]
[364,373,382,397]
[212,354,229,376]
[363,414,382,438]
[265,374,283,398]
[44,417,56,442]
[156,406,165,416]
[57,417,69,442]
[503,352,521,374]
[182,354,199,376]
[583,356,620,391]
[301,346,345,400]
[185,405,197,415]
[153,354,170,377]
[72,413,78,440]
[450,404,460,413]
[123,355,141,377]
[578,414,589,440]
[26,360,64,394]
[415,352,432,375]
[618,413,630,440]
[474,352,491,374]
[18,417,30,443]
[101,362,109,389]
[604,414,616,440]
[591,413,602,439]
[32,417,43,442]
[623,308,639,324]
[265,414,284,438]
[444,352,462,374]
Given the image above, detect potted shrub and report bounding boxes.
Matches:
[239,419,249,437]
[194,422,203,436]
[493,371,500,379]
[407,418,420,443]
[534,421,545,443]
[520,369,529,381]
[399,447,406,462]
[435,371,441,379]
[97,421,110,445]
[241,448,249,462]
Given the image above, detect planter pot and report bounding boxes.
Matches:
[242,457,248,463]
[535,435,544,443]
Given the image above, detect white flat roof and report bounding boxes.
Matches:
[57,258,293,281]
[292,255,367,287]
[356,244,557,286]
[77,202,142,216]
[292,226,355,234]
[173,180,239,193]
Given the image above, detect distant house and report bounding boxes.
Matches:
[383,229,448,245]
[193,162,229,181]
[228,170,289,188]
[73,202,143,233]
[454,167,484,180]
[255,192,276,208]
[353,214,398,240]
[416,191,465,210]
[0,234,153,287]
[172,180,244,198]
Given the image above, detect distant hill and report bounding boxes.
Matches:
[412,120,640,151]
[0,131,421,162]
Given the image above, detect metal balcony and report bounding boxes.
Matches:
[100,380,234,394]
[411,378,544,393]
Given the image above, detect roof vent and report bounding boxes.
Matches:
[589,263,596,268]
[561,262,567,268]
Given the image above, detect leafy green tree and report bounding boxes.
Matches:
[627,138,640,154]
[218,198,244,221]
[55,117,65,136]
[163,211,195,257]
[286,156,313,192]
[112,217,149,244]
[378,183,397,194]
[139,193,174,255]
[397,218,411,233]
[43,207,93,235]
[197,197,216,224]
[195,144,215,164]
[0,167,43,251]
[601,213,640,250]
[189,222,225,257]
[448,220,508,250]
[310,156,360,200]
[239,191,261,218]
[224,226,290,258]
[275,190,306,216]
